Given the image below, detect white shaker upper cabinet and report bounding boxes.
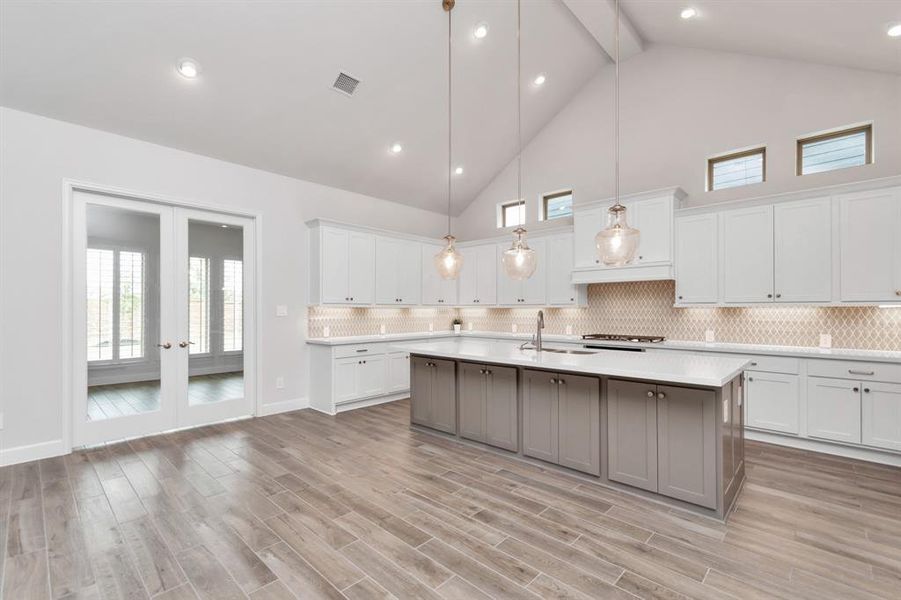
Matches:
[721,205,774,304]
[421,243,458,306]
[675,213,718,304]
[458,243,497,305]
[573,205,604,269]
[546,233,585,305]
[633,196,673,265]
[375,236,421,305]
[774,198,832,303]
[314,226,374,305]
[497,239,547,305]
[839,188,901,302]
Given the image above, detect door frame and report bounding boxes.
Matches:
[62,179,263,452]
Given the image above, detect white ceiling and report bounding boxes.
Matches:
[2,1,899,216]
[0,0,606,215]
[622,0,901,75]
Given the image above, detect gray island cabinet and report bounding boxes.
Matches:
[396,339,747,520]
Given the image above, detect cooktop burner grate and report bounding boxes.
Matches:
[582,334,666,343]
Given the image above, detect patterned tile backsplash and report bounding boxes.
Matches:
[308,281,901,350]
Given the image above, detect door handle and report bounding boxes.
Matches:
[550,378,558,384]
[157,342,172,349]
[178,341,194,348]
[657,392,666,399]
[557,379,565,385]
[647,390,655,397]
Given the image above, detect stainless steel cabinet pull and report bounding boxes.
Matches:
[356,349,368,353]
[557,379,565,385]
[157,342,172,349]
[485,370,492,375]
[657,392,666,400]
[750,362,758,366]
[550,378,558,384]
[647,390,655,398]
[848,369,874,376]
[178,341,194,348]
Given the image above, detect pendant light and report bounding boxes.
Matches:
[502,0,537,281]
[595,0,639,266]
[434,0,464,280]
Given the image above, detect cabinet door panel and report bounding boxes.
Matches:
[496,244,521,305]
[410,357,432,426]
[459,362,486,443]
[557,374,600,475]
[522,369,559,463]
[476,244,498,304]
[573,206,603,268]
[485,365,519,452]
[375,237,400,305]
[521,238,547,305]
[634,196,672,264]
[357,356,386,399]
[607,379,657,492]
[721,206,774,303]
[321,228,349,303]
[840,190,901,302]
[861,382,901,451]
[657,385,717,509]
[675,213,718,304]
[547,234,580,305]
[421,244,441,305]
[807,377,861,443]
[430,359,457,434]
[347,232,375,304]
[774,198,832,302]
[398,240,422,304]
[458,246,479,305]
[387,352,410,393]
[745,372,800,434]
[334,357,359,404]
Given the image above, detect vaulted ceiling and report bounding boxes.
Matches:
[2,1,898,216]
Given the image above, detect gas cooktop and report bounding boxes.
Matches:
[582,334,666,343]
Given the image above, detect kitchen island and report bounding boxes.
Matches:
[391,338,749,520]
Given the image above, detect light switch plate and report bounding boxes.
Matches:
[276,305,288,317]
[705,329,715,343]
[275,377,285,389]
[819,333,832,349]
[512,324,518,333]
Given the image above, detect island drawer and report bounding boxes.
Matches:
[807,360,901,384]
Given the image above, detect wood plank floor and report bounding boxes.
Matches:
[2,399,900,599]
[88,372,244,421]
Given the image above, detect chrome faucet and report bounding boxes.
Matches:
[536,310,545,351]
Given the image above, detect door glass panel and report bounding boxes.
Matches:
[85,205,161,420]
[187,220,245,405]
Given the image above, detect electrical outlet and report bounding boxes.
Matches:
[0,412,4,430]
[275,377,285,389]
[276,305,288,317]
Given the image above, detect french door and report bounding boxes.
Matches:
[73,191,255,446]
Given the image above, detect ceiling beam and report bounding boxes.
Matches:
[562,0,643,62]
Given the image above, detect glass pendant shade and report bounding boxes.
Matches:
[595,204,640,266]
[434,235,463,280]
[502,227,538,280]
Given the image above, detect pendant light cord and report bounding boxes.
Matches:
[614,0,620,207]
[447,3,453,236]
[517,0,523,218]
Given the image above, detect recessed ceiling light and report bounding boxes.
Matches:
[680,7,697,20]
[176,58,201,79]
[455,166,464,175]
[533,74,547,86]
[888,24,901,38]
[473,22,489,40]
[390,143,403,154]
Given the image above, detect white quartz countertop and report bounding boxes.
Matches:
[306,330,901,363]
[389,339,749,388]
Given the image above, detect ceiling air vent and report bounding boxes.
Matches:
[332,72,360,97]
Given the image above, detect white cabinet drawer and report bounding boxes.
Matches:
[807,360,901,384]
[333,343,386,359]
[742,355,800,375]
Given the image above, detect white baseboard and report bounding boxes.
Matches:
[336,393,407,414]
[746,430,901,467]
[259,397,309,416]
[0,439,69,467]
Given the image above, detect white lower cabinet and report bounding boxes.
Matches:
[387,351,411,393]
[745,371,800,434]
[807,377,861,444]
[862,382,901,451]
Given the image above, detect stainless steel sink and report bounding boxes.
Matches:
[537,348,598,355]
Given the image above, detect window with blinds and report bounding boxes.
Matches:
[222,259,243,352]
[189,256,210,354]
[707,147,766,191]
[86,248,145,362]
[798,124,872,176]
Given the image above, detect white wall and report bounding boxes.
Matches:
[455,45,901,240]
[0,107,450,461]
